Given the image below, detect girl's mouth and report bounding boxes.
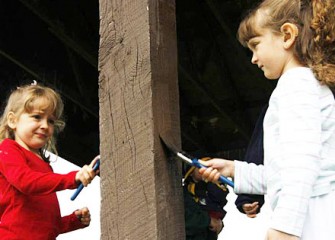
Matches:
[36,133,48,139]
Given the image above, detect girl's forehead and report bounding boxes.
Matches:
[26,98,55,115]
[240,11,266,44]
[247,11,273,41]
[253,10,267,33]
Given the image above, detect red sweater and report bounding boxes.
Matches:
[0,139,86,239]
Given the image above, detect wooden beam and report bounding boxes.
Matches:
[98,0,184,239]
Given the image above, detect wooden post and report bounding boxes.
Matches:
[98,0,184,239]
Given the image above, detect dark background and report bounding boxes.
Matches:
[0,0,275,166]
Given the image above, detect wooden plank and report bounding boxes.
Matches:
[98,0,184,239]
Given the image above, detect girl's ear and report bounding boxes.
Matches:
[280,23,299,49]
[7,112,17,129]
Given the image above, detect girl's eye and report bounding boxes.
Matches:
[32,114,42,120]
[48,119,55,125]
[248,40,259,50]
[251,42,258,49]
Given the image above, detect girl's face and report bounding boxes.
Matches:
[247,13,300,79]
[8,107,55,154]
[248,29,286,79]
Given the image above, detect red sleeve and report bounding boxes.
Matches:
[0,139,79,195]
[60,212,87,234]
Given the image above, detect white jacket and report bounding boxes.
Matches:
[234,67,335,237]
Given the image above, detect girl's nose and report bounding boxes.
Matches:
[40,118,49,129]
[251,54,258,64]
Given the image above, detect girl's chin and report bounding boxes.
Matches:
[28,142,48,152]
[264,72,279,80]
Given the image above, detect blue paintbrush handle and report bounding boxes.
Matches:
[71,160,100,201]
[71,184,84,201]
[192,158,234,188]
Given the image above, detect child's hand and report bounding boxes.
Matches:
[75,155,100,187]
[75,207,91,226]
[209,217,223,234]
[243,202,259,218]
[198,158,235,183]
[266,229,299,240]
[191,168,203,182]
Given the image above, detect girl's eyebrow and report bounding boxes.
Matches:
[30,110,45,115]
[30,109,56,117]
[249,33,261,40]
[247,38,259,47]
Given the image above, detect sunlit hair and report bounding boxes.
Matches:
[237,0,335,86]
[0,84,65,162]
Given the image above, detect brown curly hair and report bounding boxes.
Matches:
[237,0,335,86]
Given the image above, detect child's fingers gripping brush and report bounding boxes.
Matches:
[71,159,100,201]
[191,158,234,187]
[159,135,234,188]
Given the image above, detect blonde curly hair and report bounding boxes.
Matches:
[0,84,65,161]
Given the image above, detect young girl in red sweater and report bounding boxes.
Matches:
[0,83,99,239]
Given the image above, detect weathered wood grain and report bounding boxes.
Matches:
[98,0,184,239]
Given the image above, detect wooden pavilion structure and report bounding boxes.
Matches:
[0,0,274,239]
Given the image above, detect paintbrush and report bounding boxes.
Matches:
[159,135,234,188]
[71,159,100,201]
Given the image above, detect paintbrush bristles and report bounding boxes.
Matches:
[159,134,181,154]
